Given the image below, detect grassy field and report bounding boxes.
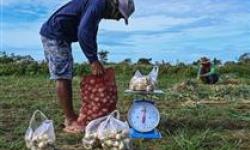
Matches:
[0,69,250,150]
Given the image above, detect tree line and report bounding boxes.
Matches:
[0,51,249,78]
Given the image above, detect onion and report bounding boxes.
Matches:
[96,103,101,107]
[86,121,90,125]
[108,133,116,139]
[115,134,122,140]
[92,88,97,93]
[102,108,108,113]
[98,87,105,92]
[90,94,94,99]
[87,87,92,91]
[84,91,88,95]
[146,85,154,91]
[118,142,125,150]
[123,138,130,144]
[85,133,91,139]
[79,114,87,119]
[113,141,119,147]
[94,97,99,102]
[83,143,93,150]
[26,141,32,148]
[92,106,98,111]
[31,145,37,150]
[48,139,54,144]
[41,134,48,140]
[90,79,95,84]
[102,98,108,103]
[100,93,105,98]
[121,129,129,138]
[87,116,92,121]
[104,139,113,146]
[38,142,46,148]
[87,110,92,115]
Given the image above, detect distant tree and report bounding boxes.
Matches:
[98,50,109,64]
[155,61,161,66]
[224,61,236,66]
[137,58,152,65]
[239,53,250,64]
[213,58,222,65]
[0,51,13,63]
[192,60,199,66]
[177,62,186,67]
[120,58,132,65]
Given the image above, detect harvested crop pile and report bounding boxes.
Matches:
[167,79,250,101]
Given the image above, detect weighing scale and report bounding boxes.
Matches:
[125,89,164,139]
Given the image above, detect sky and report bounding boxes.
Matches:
[1,0,250,63]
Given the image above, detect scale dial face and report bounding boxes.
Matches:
[128,101,160,132]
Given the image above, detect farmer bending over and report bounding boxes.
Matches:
[40,0,135,133]
[197,57,219,84]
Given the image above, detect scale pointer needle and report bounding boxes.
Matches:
[141,106,146,124]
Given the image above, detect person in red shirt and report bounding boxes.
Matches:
[197,57,219,84]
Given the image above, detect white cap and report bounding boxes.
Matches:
[118,0,135,25]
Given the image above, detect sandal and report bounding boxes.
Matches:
[63,121,85,134]
[63,114,79,126]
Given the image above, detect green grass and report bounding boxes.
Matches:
[0,72,250,150]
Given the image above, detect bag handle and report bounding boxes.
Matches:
[29,110,48,127]
[108,110,120,120]
[148,66,159,81]
[151,66,159,75]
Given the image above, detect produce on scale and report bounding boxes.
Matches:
[129,76,154,91]
[129,67,158,91]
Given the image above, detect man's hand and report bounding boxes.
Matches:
[91,61,104,76]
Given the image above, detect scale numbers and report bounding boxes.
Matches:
[128,101,160,132]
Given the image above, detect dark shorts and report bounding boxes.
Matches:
[41,36,73,80]
[202,74,219,84]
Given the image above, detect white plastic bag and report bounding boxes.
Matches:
[82,115,108,149]
[25,110,55,150]
[82,110,131,150]
[97,110,131,150]
[148,66,159,85]
[129,66,159,91]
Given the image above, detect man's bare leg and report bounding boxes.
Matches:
[56,79,77,125]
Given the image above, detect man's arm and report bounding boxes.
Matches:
[78,1,105,75]
[197,66,201,79]
[78,0,105,63]
[78,11,99,63]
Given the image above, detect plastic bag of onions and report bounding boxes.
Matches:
[97,110,131,150]
[25,110,56,150]
[129,66,159,91]
[77,68,118,128]
[82,115,108,149]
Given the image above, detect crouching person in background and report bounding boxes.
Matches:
[197,57,219,84]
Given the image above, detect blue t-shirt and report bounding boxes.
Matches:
[40,0,106,63]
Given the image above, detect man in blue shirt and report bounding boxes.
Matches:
[40,0,135,133]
